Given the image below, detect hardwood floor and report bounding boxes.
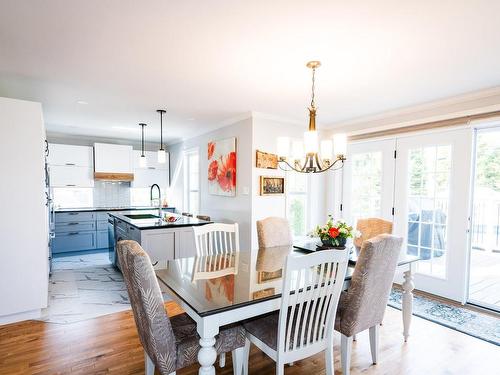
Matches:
[1,302,498,375]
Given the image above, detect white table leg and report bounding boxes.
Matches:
[197,320,219,375]
[402,264,415,342]
[198,337,217,375]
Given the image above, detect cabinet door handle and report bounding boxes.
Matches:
[65,163,76,166]
[68,222,79,225]
[66,184,76,187]
[68,212,79,215]
[68,232,79,235]
[148,167,156,170]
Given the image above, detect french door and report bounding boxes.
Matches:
[342,139,396,226]
[343,129,473,302]
[394,129,472,302]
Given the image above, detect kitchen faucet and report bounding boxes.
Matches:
[150,184,162,218]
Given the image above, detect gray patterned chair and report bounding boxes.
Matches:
[117,240,246,375]
[335,234,403,375]
[256,217,293,248]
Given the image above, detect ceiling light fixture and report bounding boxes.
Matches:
[156,109,167,164]
[139,123,147,168]
[277,61,347,173]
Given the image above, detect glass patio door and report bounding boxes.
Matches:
[393,128,472,302]
[342,139,396,226]
[468,127,500,311]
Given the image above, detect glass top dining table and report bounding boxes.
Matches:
[155,241,420,317]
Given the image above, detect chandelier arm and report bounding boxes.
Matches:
[311,158,344,173]
[278,159,312,174]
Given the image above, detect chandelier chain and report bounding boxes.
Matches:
[310,67,316,109]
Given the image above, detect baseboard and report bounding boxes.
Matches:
[0,309,42,325]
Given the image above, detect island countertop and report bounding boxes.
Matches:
[109,210,211,230]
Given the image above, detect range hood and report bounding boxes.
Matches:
[93,143,134,181]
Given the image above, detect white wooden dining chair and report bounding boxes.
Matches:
[192,223,239,256]
[243,249,350,375]
[192,222,240,368]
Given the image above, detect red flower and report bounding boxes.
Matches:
[217,151,236,192]
[208,142,215,160]
[329,227,340,238]
[208,160,218,181]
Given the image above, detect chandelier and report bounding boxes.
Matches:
[277,61,347,173]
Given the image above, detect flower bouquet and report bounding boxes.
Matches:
[311,216,360,248]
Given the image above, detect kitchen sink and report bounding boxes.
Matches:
[124,214,160,220]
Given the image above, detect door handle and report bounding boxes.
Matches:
[68,232,80,235]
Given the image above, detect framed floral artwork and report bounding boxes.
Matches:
[207,137,237,196]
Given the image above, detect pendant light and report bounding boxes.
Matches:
[139,123,147,168]
[157,109,167,163]
[276,61,347,173]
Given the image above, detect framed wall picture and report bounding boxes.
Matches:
[259,176,285,196]
[256,150,278,169]
[257,269,283,283]
[207,137,236,196]
[252,288,276,300]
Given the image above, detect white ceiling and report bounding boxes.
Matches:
[1,1,500,143]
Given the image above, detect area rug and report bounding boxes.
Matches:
[388,288,500,346]
[38,250,169,324]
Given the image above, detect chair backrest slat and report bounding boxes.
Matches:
[277,249,349,361]
[193,223,239,256]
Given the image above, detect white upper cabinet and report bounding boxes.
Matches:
[132,150,169,170]
[48,144,93,167]
[50,165,94,187]
[94,143,133,173]
[131,150,170,188]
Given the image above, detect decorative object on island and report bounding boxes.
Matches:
[311,215,360,248]
[259,176,285,195]
[207,137,237,196]
[138,123,147,168]
[256,150,278,169]
[276,60,347,173]
[156,109,167,163]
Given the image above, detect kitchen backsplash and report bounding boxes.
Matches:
[93,181,131,207]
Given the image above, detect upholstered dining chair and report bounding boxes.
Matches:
[256,217,293,248]
[116,240,246,375]
[243,249,350,375]
[335,234,403,375]
[354,218,393,250]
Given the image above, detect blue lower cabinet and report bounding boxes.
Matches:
[96,230,109,249]
[52,231,96,253]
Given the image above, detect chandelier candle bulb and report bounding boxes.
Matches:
[333,134,347,158]
[320,139,333,161]
[277,137,290,159]
[292,140,304,161]
[304,130,319,154]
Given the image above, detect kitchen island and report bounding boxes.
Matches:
[109,210,211,267]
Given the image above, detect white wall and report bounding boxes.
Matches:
[168,113,337,250]
[168,118,254,250]
[0,97,48,324]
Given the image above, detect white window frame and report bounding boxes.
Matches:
[183,147,200,215]
[285,171,312,239]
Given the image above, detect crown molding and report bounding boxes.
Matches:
[327,86,500,135]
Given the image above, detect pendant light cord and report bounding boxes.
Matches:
[160,111,163,150]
